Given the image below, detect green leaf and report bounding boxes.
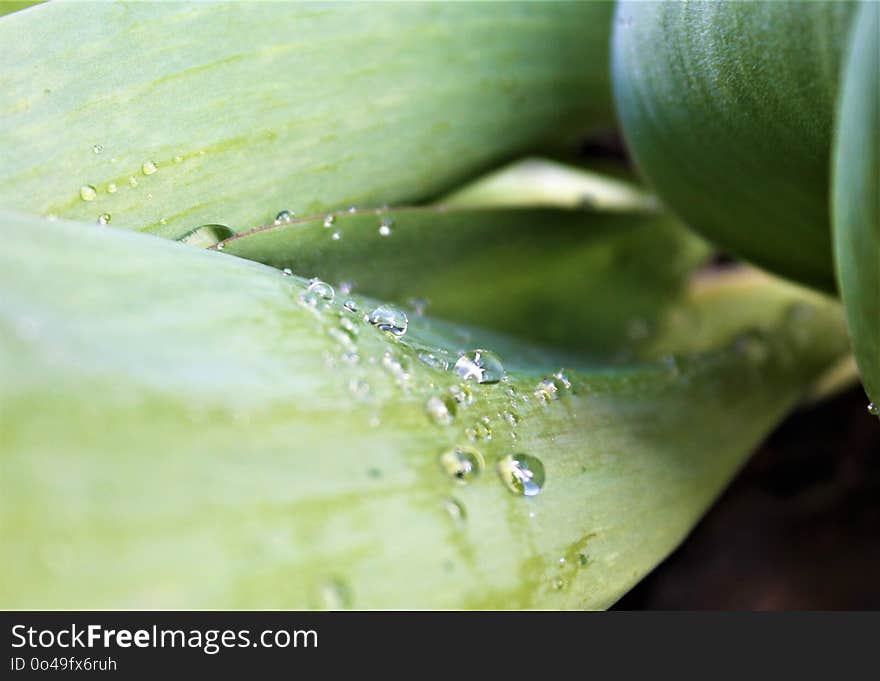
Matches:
[0,210,850,608]
[612,1,857,291]
[832,2,880,407]
[0,1,614,239]
[216,204,709,357]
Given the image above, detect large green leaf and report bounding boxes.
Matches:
[0,210,850,608]
[0,0,614,240]
[612,1,857,291]
[216,205,709,358]
[832,2,879,408]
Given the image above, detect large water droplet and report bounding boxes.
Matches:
[425,394,456,425]
[454,349,504,384]
[79,185,97,201]
[368,305,408,337]
[301,280,335,306]
[177,224,235,248]
[274,209,294,224]
[439,446,484,484]
[141,160,158,175]
[497,453,545,497]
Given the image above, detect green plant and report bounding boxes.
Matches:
[0,1,874,609]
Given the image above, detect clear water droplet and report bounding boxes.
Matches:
[502,411,520,428]
[368,305,408,337]
[442,497,467,525]
[97,213,111,225]
[107,182,118,194]
[331,231,341,241]
[274,209,294,224]
[343,299,359,313]
[448,384,474,407]
[128,176,138,187]
[282,268,293,277]
[79,184,97,201]
[378,217,393,236]
[534,372,573,402]
[177,224,235,248]
[312,577,352,610]
[868,402,879,416]
[92,144,103,154]
[417,350,450,371]
[301,280,335,306]
[454,349,504,384]
[552,578,566,591]
[497,453,545,497]
[348,206,357,213]
[323,215,336,228]
[439,446,484,484]
[426,394,456,425]
[141,160,157,175]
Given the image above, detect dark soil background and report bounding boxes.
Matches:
[613,386,880,610]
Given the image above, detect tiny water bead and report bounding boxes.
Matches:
[174,155,184,164]
[454,349,505,384]
[302,280,335,306]
[79,184,97,201]
[534,372,573,402]
[323,215,336,228]
[282,268,293,277]
[274,209,294,224]
[378,217,393,236]
[368,305,408,337]
[425,394,456,426]
[417,350,450,372]
[177,224,235,248]
[128,176,138,187]
[96,213,111,225]
[439,446,484,484]
[106,182,118,194]
[448,384,474,407]
[869,402,879,417]
[92,144,103,154]
[343,299,359,313]
[497,453,546,497]
[465,419,492,442]
[141,160,158,175]
[331,231,341,241]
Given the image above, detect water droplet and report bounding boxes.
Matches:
[502,411,520,428]
[465,419,492,442]
[417,350,450,371]
[534,372,573,403]
[141,160,157,175]
[177,224,235,248]
[439,446,484,484]
[331,231,341,241]
[173,155,183,163]
[380,351,410,383]
[92,144,103,154]
[552,578,566,591]
[282,268,293,277]
[97,213,111,225]
[343,299,359,313]
[128,176,138,187]
[448,384,474,407]
[454,349,504,384]
[323,215,336,228]
[868,402,879,416]
[348,206,357,213]
[107,182,118,194]
[312,577,352,610]
[497,453,545,497]
[338,315,359,339]
[368,305,408,337]
[378,217,393,236]
[79,185,97,201]
[442,497,467,525]
[274,209,294,224]
[426,394,456,425]
[301,280,335,306]
[558,557,567,568]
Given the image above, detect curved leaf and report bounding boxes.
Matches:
[0,211,850,608]
[612,1,857,291]
[0,1,614,239]
[832,2,880,407]
[216,205,710,357]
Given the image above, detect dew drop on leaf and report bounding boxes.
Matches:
[274,209,294,224]
[302,280,335,306]
[448,384,474,407]
[378,217,393,236]
[368,305,408,337]
[177,224,235,248]
[497,453,546,497]
[79,184,97,201]
[343,299,359,313]
[442,497,467,525]
[454,349,504,384]
[868,402,879,417]
[92,144,103,154]
[141,160,158,175]
[425,394,456,425]
[97,213,111,226]
[439,446,484,484]
[107,182,117,194]
[323,215,336,228]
